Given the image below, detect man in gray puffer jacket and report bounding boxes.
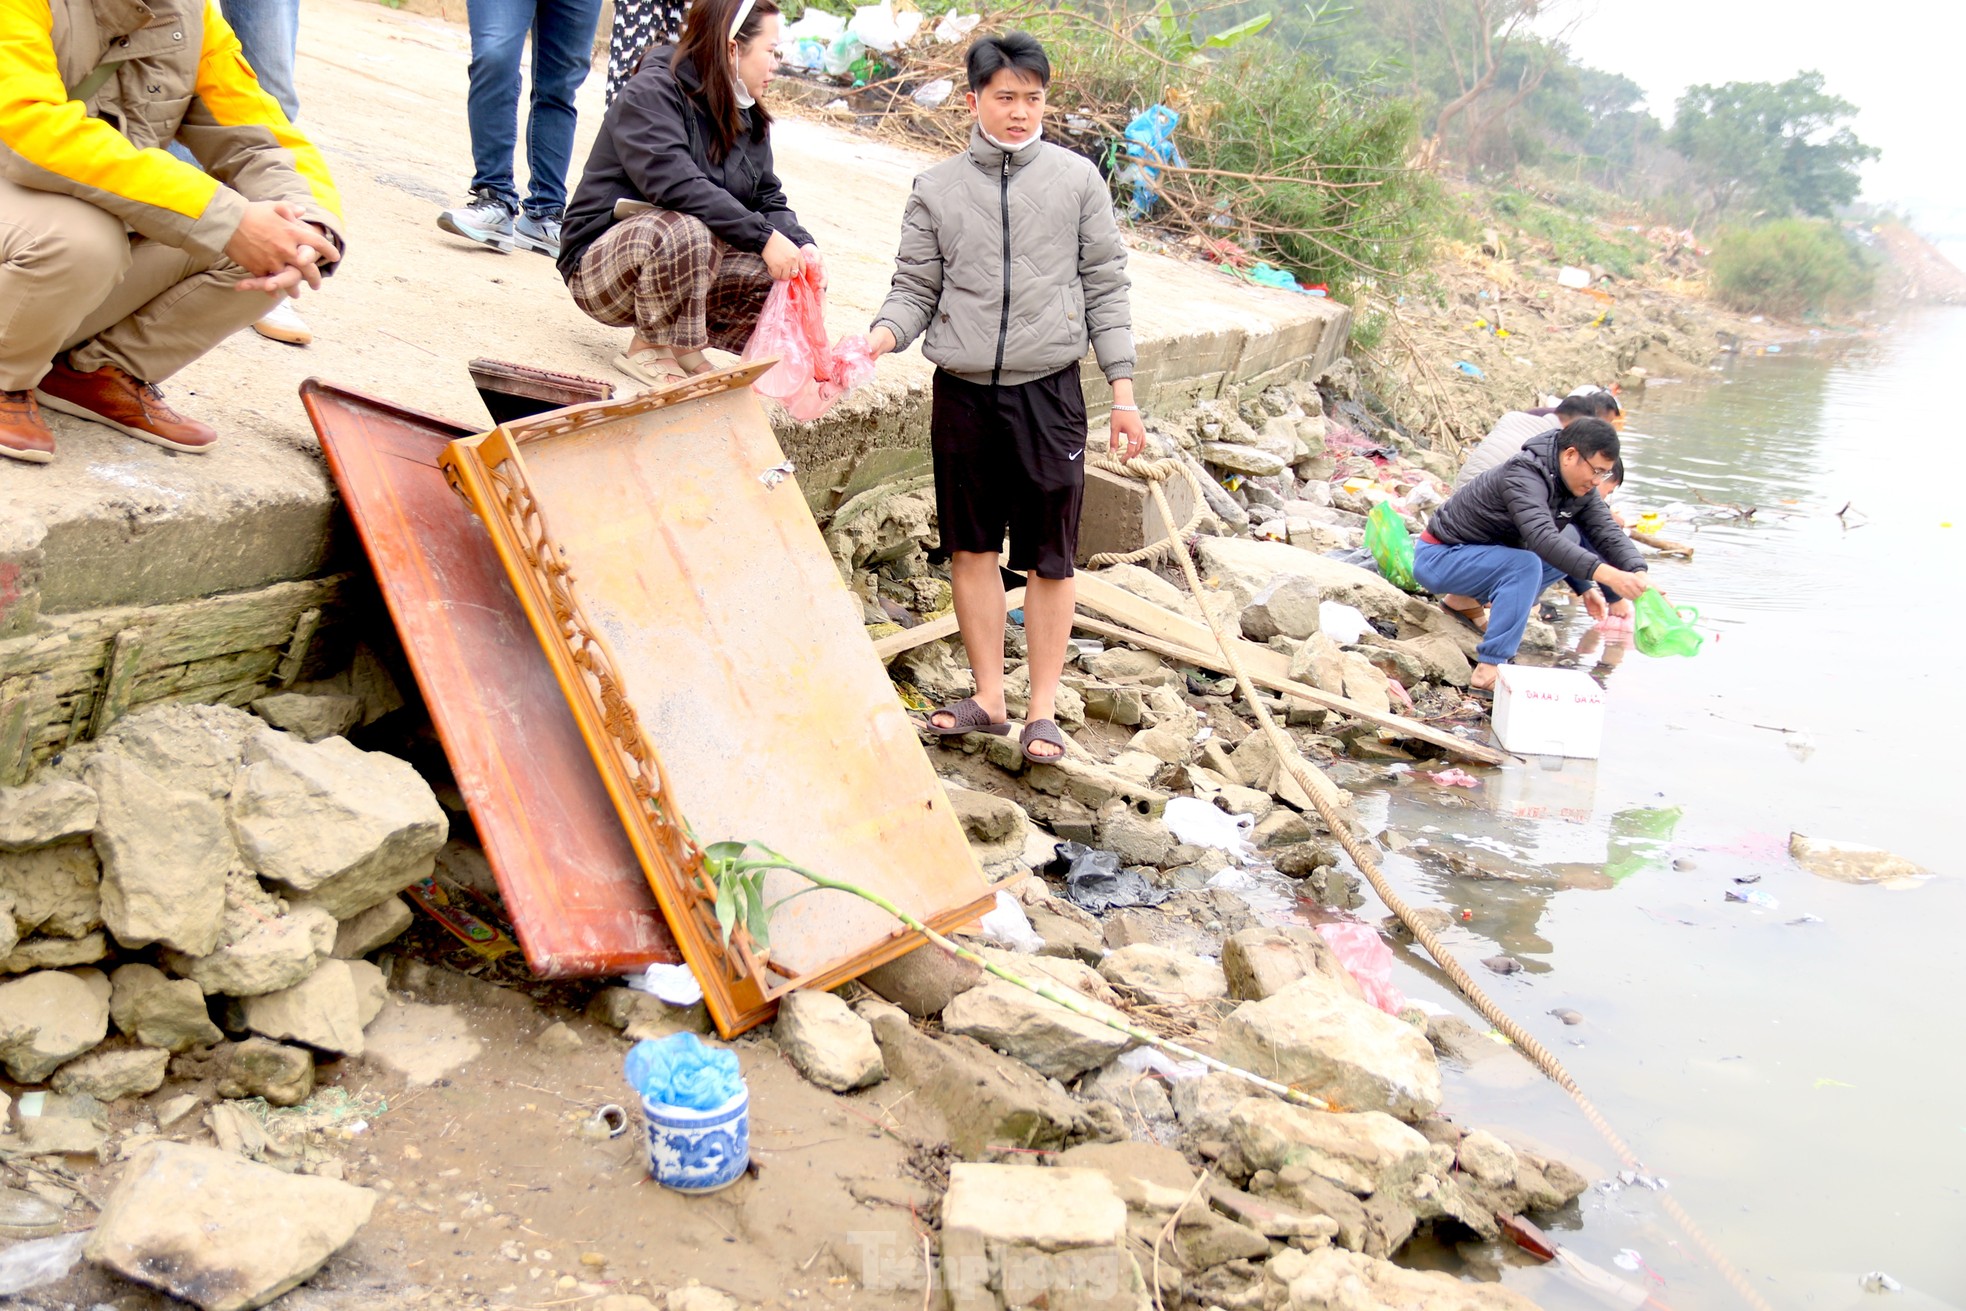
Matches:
[869,32,1142,763]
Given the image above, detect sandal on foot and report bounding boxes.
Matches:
[1020,717,1068,763]
[924,697,1011,738]
[1439,599,1488,634]
[613,349,689,388]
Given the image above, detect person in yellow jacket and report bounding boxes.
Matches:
[0,0,345,464]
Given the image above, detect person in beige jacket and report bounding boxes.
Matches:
[869,31,1141,763]
[0,0,344,464]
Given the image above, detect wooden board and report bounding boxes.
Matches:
[300,381,679,979]
[872,588,1025,662]
[1072,572,1508,765]
[440,364,999,1036]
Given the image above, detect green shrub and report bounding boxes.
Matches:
[1489,190,1651,277]
[1710,218,1875,315]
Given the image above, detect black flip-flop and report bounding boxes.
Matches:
[923,697,1011,738]
[1439,600,1488,634]
[1020,717,1068,763]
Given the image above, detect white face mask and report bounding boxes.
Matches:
[981,124,1041,154]
[733,60,756,109]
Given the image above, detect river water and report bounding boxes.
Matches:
[1346,308,1966,1307]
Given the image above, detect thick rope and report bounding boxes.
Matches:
[1091,451,1775,1311]
[1085,455,1209,567]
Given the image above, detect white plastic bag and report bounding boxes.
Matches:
[934,11,981,42]
[979,889,1045,953]
[847,2,913,52]
[0,1230,89,1296]
[1318,601,1371,645]
[1162,795,1253,859]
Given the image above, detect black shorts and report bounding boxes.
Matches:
[930,366,1087,580]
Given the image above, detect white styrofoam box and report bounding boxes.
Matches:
[1492,665,1605,758]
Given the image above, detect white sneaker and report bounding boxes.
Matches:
[253,298,312,347]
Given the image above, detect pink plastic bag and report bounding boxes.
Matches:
[741,253,877,422]
[1315,921,1408,1015]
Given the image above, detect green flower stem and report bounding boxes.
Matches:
[727,855,1330,1113]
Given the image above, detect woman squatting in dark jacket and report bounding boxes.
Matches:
[558,0,817,385]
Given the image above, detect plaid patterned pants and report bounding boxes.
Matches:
[566,210,771,353]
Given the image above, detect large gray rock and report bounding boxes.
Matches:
[229,728,447,919]
[239,959,387,1057]
[1287,631,1348,696]
[1216,976,1440,1120]
[215,1038,316,1107]
[1096,944,1226,1007]
[87,1140,377,1311]
[249,692,364,744]
[1199,442,1288,477]
[860,944,983,1019]
[1262,1244,1538,1310]
[0,779,97,851]
[110,963,223,1052]
[942,950,1136,1081]
[1241,575,1323,643]
[0,840,101,940]
[0,969,111,1082]
[165,902,337,997]
[940,1163,1148,1311]
[1095,802,1175,868]
[774,989,885,1092]
[331,896,413,959]
[89,754,231,955]
[51,1043,169,1100]
[1229,1099,1436,1197]
[1339,651,1393,714]
[1197,537,1436,634]
[91,703,260,800]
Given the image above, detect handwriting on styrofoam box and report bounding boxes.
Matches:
[1518,688,1603,705]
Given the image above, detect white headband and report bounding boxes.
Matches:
[729,0,755,39]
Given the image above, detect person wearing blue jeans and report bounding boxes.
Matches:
[1414,419,1652,693]
[439,0,605,258]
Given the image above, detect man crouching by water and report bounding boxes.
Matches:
[1414,418,1653,694]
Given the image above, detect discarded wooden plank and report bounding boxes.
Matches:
[86,629,145,739]
[1630,530,1694,558]
[442,362,1000,1036]
[1068,609,1508,765]
[302,380,680,981]
[872,588,1025,661]
[275,608,322,688]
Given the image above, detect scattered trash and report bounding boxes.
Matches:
[1315,921,1407,1014]
[578,1104,630,1141]
[1162,795,1254,857]
[0,1229,90,1296]
[1116,105,1185,217]
[978,889,1046,953]
[404,876,521,961]
[1725,888,1779,908]
[1554,1246,1654,1307]
[758,459,796,490]
[742,255,877,421]
[845,0,920,52]
[1053,841,1171,913]
[0,1187,65,1242]
[1616,1169,1669,1190]
[1317,601,1372,645]
[1732,874,1761,884]
[627,1035,750,1192]
[910,77,954,108]
[1787,914,1824,926]
[820,30,863,77]
[1498,1213,1558,1261]
[932,10,980,42]
[626,962,705,1007]
[1116,1046,1208,1081]
[1556,265,1592,289]
[1612,1249,1643,1272]
[1860,1272,1903,1293]
[1453,360,1485,378]
[1550,1008,1583,1025]
[1481,955,1523,975]
[1426,768,1481,788]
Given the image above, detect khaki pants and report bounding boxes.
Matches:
[0,175,274,393]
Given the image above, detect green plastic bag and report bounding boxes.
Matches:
[1365,501,1418,592]
[1633,590,1702,658]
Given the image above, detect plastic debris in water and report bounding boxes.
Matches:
[1612,1249,1643,1272]
[1725,888,1779,908]
[1481,955,1523,974]
[1860,1272,1903,1293]
[1427,767,1481,788]
[758,459,796,489]
[1617,1169,1669,1190]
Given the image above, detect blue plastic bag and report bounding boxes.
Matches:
[624,1033,744,1110]
[1116,105,1185,217]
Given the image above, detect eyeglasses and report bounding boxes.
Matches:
[1570,453,1616,484]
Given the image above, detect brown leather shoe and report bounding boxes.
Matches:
[0,390,54,464]
[35,357,217,454]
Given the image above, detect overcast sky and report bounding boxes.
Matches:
[1549,1,1966,236]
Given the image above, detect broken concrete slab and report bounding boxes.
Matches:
[110,962,224,1052]
[942,975,1134,1082]
[0,968,111,1082]
[774,989,885,1092]
[0,779,97,851]
[1077,462,1198,568]
[230,728,448,919]
[87,1140,377,1311]
[1216,977,1440,1121]
[88,753,231,956]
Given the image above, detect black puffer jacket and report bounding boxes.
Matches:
[558,48,813,280]
[1426,431,1646,582]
